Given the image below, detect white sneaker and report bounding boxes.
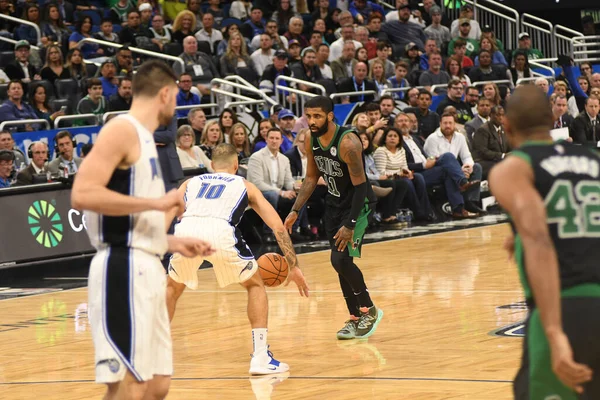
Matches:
[249,349,290,375]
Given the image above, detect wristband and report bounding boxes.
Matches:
[291,209,300,214]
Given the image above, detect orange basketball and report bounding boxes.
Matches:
[257,253,289,287]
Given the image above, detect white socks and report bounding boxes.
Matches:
[252,328,268,355]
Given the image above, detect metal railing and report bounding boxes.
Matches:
[472,0,520,53]
[54,114,99,128]
[224,75,277,107]
[516,77,556,86]
[472,79,511,88]
[430,83,449,94]
[210,78,271,114]
[330,90,378,102]
[0,14,42,46]
[0,119,49,131]
[529,61,556,78]
[77,38,185,70]
[380,86,414,100]
[553,25,584,62]
[571,36,600,64]
[520,13,553,61]
[274,75,326,117]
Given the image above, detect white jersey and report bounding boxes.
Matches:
[182,172,248,225]
[85,114,168,256]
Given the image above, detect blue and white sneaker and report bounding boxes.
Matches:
[249,348,290,375]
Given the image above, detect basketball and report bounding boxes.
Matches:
[257,253,289,287]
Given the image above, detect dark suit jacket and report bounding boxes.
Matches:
[570,112,600,146]
[472,121,510,176]
[15,164,39,186]
[553,114,574,130]
[4,61,38,81]
[336,78,377,104]
[154,116,184,191]
[465,115,487,141]
[284,147,303,177]
[402,135,428,172]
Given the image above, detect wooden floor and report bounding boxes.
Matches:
[0,224,527,399]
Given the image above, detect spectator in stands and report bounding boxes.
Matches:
[0,81,39,132]
[366,13,386,42]
[333,11,353,39]
[0,130,25,166]
[110,0,133,25]
[251,19,288,51]
[175,72,200,118]
[446,57,472,88]
[65,49,87,81]
[229,123,252,161]
[41,3,70,50]
[405,87,420,108]
[509,51,533,86]
[419,51,450,94]
[388,61,410,101]
[425,113,483,211]
[405,112,420,136]
[330,40,357,81]
[370,59,391,96]
[97,19,122,56]
[535,77,550,96]
[218,108,238,139]
[205,0,225,28]
[373,126,432,221]
[199,119,225,159]
[316,43,332,79]
[307,31,322,53]
[77,78,105,116]
[30,83,64,124]
[451,39,474,70]
[5,41,39,83]
[329,25,360,63]
[475,37,507,67]
[579,62,593,80]
[188,107,207,145]
[195,13,223,54]
[48,130,82,175]
[468,50,507,83]
[568,76,589,117]
[171,10,197,45]
[379,95,396,126]
[443,105,468,136]
[551,94,573,130]
[69,16,101,58]
[175,124,212,169]
[472,105,509,178]
[481,25,504,52]
[513,32,544,60]
[15,4,43,46]
[220,32,259,85]
[385,0,423,27]
[570,96,600,146]
[312,0,335,33]
[149,14,172,48]
[337,62,377,104]
[401,42,421,78]
[369,41,394,78]
[290,48,322,91]
[40,45,69,84]
[253,118,274,152]
[15,141,48,185]
[230,0,252,21]
[465,97,492,140]
[99,61,118,99]
[465,86,480,115]
[108,77,133,111]
[553,80,568,100]
[482,82,502,107]
[448,19,479,58]
[0,149,14,188]
[185,0,201,27]
[355,47,369,64]
[114,46,134,76]
[419,39,438,71]
[260,50,292,97]
[405,90,440,138]
[277,109,296,153]
[272,0,300,35]
[436,79,473,124]
[352,112,370,133]
[175,36,219,97]
[119,10,153,48]
[138,3,153,29]
[381,3,426,53]
[424,6,450,50]
[241,7,266,40]
[251,33,276,77]
[247,127,296,239]
[450,4,481,40]
[349,0,384,25]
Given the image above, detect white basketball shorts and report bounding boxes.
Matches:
[88,247,173,383]
[169,217,258,289]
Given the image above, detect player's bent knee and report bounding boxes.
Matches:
[241,269,264,289]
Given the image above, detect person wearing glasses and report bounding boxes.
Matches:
[0,150,14,188]
[15,141,48,186]
[435,79,474,124]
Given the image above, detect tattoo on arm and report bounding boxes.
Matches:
[341,134,366,181]
[274,230,299,270]
[292,176,317,211]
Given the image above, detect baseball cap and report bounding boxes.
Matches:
[429,5,441,15]
[482,24,493,33]
[278,109,295,119]
[461,4,473,11]
[138,3,152,12]
[518,32,530,40]
[274,49,288,59]
[288,39,301,48]
[398,3,411,10]
[405,42,418,52]
[14,40,30,50]
[459,18,471,26]
[270,104,283,115]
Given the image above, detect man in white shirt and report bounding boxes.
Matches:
[316,43,333,80]
[194,13,223,54]
[251,20,289,51]
[250,33,276,76]
[329,24,362,62]
[15,141,48,185]
[465,97,491,141]
[424,112,483,210]
[385,0,426,27]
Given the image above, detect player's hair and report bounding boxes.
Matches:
[211,143,238,168]
[304,95,334,114]
[132,60,177,98]
[506,85,553,135]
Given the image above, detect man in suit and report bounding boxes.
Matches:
[472,105,510,179]
[4,40,39,83]
[336,62,377,104]
[551,94,574,130]
[47,131,83,175]
[570,95,600,147]
[247,127,296,240]
[15,141,48,185]
[330,40,358,82]
[465,97,491,142]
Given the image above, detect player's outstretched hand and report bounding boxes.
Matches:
[550,331,593,393]
[283,212,298,234]
[156,189,185,216]
[284,267,309,297]
[333,226,354,252]
[168,236,216,258]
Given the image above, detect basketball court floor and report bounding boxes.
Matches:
[0,222,527,399]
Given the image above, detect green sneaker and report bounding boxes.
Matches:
[336,319,358,340]
[355,306,384,339]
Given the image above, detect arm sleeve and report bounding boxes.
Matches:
[562,65,587,99]
[373,148,388,175]
[344,181,367,229]
[459,135,474,165]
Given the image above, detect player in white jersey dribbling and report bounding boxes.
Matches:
[166,143,310,375]
[72,60,215,400]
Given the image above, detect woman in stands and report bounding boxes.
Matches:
[369,59,391,97]
[351,112,370,134]
[252,118,273,152]
[65,49,87,81]
[219,32,259,85]
[40,45,70,84]
[509,50,533,86]
[373,127,432,221]
[217,23,247,56]
[482,82,501,107]
[218,108,238,140]
[15,4,45,46]
[30,83,65,124]
[355,47,369,64]
[229,123,252,161]
[175,125,213,170]
[171,10,197,45]
[68,16,101,59]
[41,4,70,52]
[199,119,225,159]
[446,57,471,88]
[272,0,300,36]
[360,132,408,224]
[475,37,507,67]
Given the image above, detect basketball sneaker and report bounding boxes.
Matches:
[249,348,290,375]
[355,306,384,339]
[336,319,359,340]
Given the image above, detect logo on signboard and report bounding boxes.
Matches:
[28,200,63,248]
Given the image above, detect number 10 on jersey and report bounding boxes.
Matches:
[195,182,226,200]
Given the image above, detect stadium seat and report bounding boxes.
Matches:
[85,63,98,77]
[164,42,183,56]
[50,98,70,114]
[34,80,56,101]
[0,51,14,69]
[55,78,82,105]
[197,40,212,56]
[316,79,337,96]
[220,18,242,29]
[0,84,7,102]
[76,10,102,26]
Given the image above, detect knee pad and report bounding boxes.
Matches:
[330,250,352,275]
